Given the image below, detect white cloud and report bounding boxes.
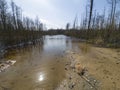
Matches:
[40,19,60,29]
[25,0,57,12]
[6,0,86,29]
[22,12,60,29]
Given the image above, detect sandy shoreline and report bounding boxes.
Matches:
[56,51,100,90]
[56,43,120,90]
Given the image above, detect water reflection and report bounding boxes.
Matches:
[0,35,80,90]
[43,35,69,54]
[38,73,44,82]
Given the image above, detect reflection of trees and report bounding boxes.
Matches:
[18,37,44,56]
[1,37,44,62]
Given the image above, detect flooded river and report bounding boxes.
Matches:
[0,35,79,90]
[0,35,120,90]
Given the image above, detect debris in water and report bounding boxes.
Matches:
[0,60,16,72]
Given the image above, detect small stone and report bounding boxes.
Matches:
[65,67,68,71]
[94,80,96,82]
[85,74,88,76]
[116,62,119,64]
[64,84,66,87]
[69,83,76,89]
[90,86,93,88]
[69,76,72,80]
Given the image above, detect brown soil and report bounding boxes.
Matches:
[56,43,120,90]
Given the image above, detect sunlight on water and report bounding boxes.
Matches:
[38,73,45,81]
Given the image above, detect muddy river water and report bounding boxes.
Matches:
[0,35,120,90]
[0,35,80,90]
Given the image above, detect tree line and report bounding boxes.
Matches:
[65,0,120,48]
[0,0,44,31]
[0,0,45,47]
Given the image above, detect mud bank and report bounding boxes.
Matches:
[56,50,100,90]
[56,43,120,90]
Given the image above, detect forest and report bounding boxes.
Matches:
[0,0,120,48]
[0,0,44,48]
[64,0,120,48]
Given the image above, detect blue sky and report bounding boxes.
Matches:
[6,0,108,29]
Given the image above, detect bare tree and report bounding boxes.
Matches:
[35,16,40,30]
[39,23,43,31]
[91,10,96,29]
[66,23,70,30]
[11,0,17,30]
[15,5,23,30]
[0,0,7,30]
[107,0,120,29]
[88,0,94,30]
[73,15,78,29]
[85,5,88,29]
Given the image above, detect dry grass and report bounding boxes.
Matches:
[78,43,91,54]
